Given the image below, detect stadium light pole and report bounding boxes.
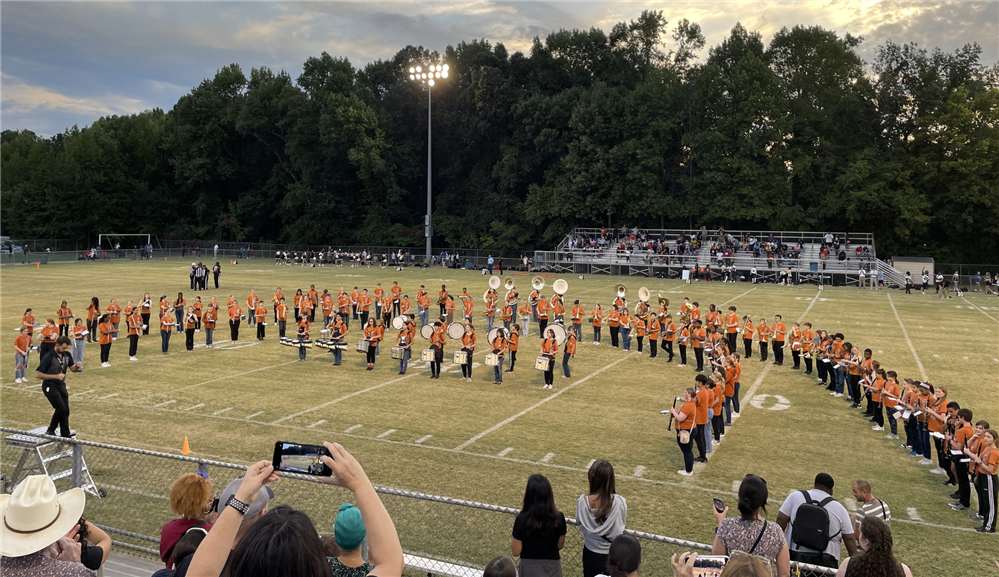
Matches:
[409,62,449,263]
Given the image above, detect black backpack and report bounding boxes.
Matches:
[790,490,838,552]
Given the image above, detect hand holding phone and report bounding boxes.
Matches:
[273,441,333,476]
[713,498,725,513]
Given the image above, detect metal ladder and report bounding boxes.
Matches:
[3,426,104,497]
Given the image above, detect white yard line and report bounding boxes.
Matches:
[246,411,266,420]
[415,435,433,444]
[498,447,514,457]
[960,297,999,323]
[271,374,419,424]
[182,403,205,411]
[153,400,176,408]
[906,507,922,521]
[100,393,118,399]
[541,452,556,463]
[212,407,234,415]
[169,360,299,393]
[344,424,364,433]
[308,420,327,428]
[634,465,646,477]
[377,429,397,438]
[70,389,95,397]
[454,354,632,450]
[886,294,929,381]
[720,287,756,306]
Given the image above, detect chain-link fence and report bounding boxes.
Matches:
[0,428,837,575]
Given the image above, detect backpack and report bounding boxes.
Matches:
[790,490,838,552]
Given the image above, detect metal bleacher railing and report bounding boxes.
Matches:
[0,428,837,576]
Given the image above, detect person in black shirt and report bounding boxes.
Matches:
[34,335,82,437]
[511,474,567,577]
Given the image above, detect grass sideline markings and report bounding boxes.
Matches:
[498,447,514,457]
[541,452,555,463]
[415,435,433,444]
[634,465,646,477]
[907,507,922,521]
[682,289,822,484]
[344,424,363,433]
[212,407,234,415]
[270,373,419,424]
[169,360,299,393]
[246,411,266,419]
[308,420,326,428]
[886,294,928,381]
[100,393,118,399]
[377,429,397,438]
[153,400,176,408]
[70,389,95,397]
[182,403,205,411]
[454,354,632,451]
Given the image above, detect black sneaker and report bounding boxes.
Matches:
[942,481,956,486]
[950,503,968,511]
[950,492,961,499]
[975,526,995,532]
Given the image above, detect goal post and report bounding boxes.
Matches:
[98,234,151,251]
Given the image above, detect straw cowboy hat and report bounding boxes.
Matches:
[1,475,85,557]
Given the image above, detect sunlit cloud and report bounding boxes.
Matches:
[1,73,149,118]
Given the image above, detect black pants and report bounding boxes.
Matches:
[278,320,287,337]
[804,356,813,373]
[430,346,442,377]
[650,339,658,358]
[773,342,784,364]
[743,338,752,358]
[727,332,737,352]
[636,336,644,353]
[460,348,473,377]
[873,402,884,427]
[694,423,707,458]
[230,320,240,341]
[509,350,517,371]
[712,413,724,441]
[186,328,195,350]
[257,323,265,340]
[849,374,862,404]
[141,313,150,334]
[190,275,195,290]
[582,547,608,577]
[214,273,220,288]
[59,325,69,337]
[43,381,71,436]
[792,350,801,369]
[956,459,971,507]
[759,342,768,361]
[128,334,139,356]
[360,312,369,326]
[39,342,55,360]
[679,345,687,365]
[544,363,554,385]
[538,318,548,336]
[366,345,376,366]
[694,347,704,371]
[610,326,619,347]
[817,359,828,384]
[87,319,98,342]
[980,474,997,531]
[100,343,111,363]
[664,340,674,361]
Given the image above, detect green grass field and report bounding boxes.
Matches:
[1,260,997,573]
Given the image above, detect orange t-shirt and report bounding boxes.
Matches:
[883,382,900,408]
[160,316,175,332]
[695,388,711,424]
[757,324,769,343]
[98,322,114,344]
[541,338,557,355]
[564,336,577,355]
[954,423,974,447]
[519,304,531,318]
[725,312,739,333]
[647,318,661,340]
[536,300,549,319]
[203,310,216,329]
[14,335,31,354]
[40,325,58,343]
[742,321,754,340]
[677,401,696,430]
[127,314,143,335]
[978,447,998,476]
[692,328,706,349]
[724,368,737,396]
[358,295,372,312]
[255,304,266,323]
[461,329,476,351]
[509,333,519,352]
[590,310,603,327]
[871,376,885,403]
[391,285,402,299]
[608,311,620,328]
[58,307,73,326]
[87,304,101,321]
[571,306,585,324]
[107,304,122,323]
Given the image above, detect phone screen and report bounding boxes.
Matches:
[272,441,333,476]
[713,498,724,513]
[692,555,728,576]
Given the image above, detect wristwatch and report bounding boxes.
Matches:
[225,494,250,515]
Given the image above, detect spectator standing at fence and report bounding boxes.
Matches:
[160,472,216,569]
[329,503,369,577]
[711,474,790,577]
[834,517,911,577]
[0,474,92,576]
[485,556,518,577]
[576,460,627,577]
[512,474,567,577]
[776,473,856,573]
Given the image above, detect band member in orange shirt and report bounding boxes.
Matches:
[140,293,152,335]
[418,287,431,327]
[647,313,661,359]
[390,282,403,316]
[691,320,706,372]
[438,285,449,318]
[589,305,602,344]
[771,314,787,366]
[459,319,476,381]
[633,314,647,355]
[57,301,73,337]
[183,306,198,351]
[663,313,677,362]
[429,321,446,379]
[535,295,549,336]
[229,302,243,342]
[255,301,267,340]
[607,306,621,348]
[720,307,737,353]
[491,328,508,384]
[540,328,558,389]
[373,283,385,320]
[38,319,59,360]
[396,315,416,374]
[14,327,33,383]
[363,319,379,370]
[756,318,770,363]
[801,323,815,374]
[740,316,755,359]
[160,309,176,354]
[275,298,289,337]
[677,322,691,367]
[400,295,412,317]
[97,314,114,366]
[507,324,520,372]
[86,297,101,342]
[127,308,143,360]
[203,305,217,348]
[173,293,186,334]
[562,331,577,378]
[570,301,585,341]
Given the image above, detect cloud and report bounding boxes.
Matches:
[1,73,149,118]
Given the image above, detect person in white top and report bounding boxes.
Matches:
[776,473,856,571]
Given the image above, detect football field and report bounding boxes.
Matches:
[1,259,996,573]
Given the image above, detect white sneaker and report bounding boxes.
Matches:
[678,470,693,476]
[712,440,720,446]
[885,434,898,439]
[929,467,945,475]
[833,393,844,397]
[918,458,933,465]
[129,356,138,361]
[732,412,740,418]
[14,378,21,384]
[101,362,110,368]
[872,426,884,431]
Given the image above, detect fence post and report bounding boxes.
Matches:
[197,461,209,478]
[72,442,83,488]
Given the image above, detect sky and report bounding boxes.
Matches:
[2,1,997,136]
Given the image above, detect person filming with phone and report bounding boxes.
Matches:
[711,475,790,577]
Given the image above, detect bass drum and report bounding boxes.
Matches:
[447,322,466,339]
[392,315,407,330]
[486,327,507,344]
[421,325,435,340]
[547,323,567,345]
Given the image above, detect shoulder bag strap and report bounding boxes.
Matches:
[749,520,767,555]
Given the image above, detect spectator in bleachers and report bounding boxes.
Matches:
[153,526,208,577]
[75,519,111,572]
[711,475,790,577]
[577,460,627,577]
[594,534,640,577]
[0,474,93,576]
[329,503,369,577]
[834,517,912,577]
[511,474,567,577]
[161,472,216,568]
[187,442,403,577]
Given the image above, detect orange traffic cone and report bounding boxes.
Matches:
[36,263,40,269]
[164,257,168,262]
[181,436,191,455]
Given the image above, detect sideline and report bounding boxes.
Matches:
[886,294,928,381]
[960,297,999,323]
[453,354,632,451]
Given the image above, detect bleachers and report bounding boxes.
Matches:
[534,228,905,286]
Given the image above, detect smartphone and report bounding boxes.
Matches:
[272,441,333,476]
[713,498,725,513]
[692,555,728,576]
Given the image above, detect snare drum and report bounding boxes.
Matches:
[356,340,370,353]
[421,349,435,362]
[485,353,500,366]
[453,351,468,364]
[535,356,551,371]
[391,347,406,359]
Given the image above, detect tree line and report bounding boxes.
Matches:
[2,12,997,262]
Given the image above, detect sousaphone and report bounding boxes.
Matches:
[616,285,627,298]
[553,279,568,295]
[531,276,545,291]
[504,278,516,290]
[638,287,650,303]
[488,276,501,290]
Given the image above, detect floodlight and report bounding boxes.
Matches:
[428,79,435,87]
[409,67,415,73]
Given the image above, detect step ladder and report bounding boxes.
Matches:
[3,427,104,498]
